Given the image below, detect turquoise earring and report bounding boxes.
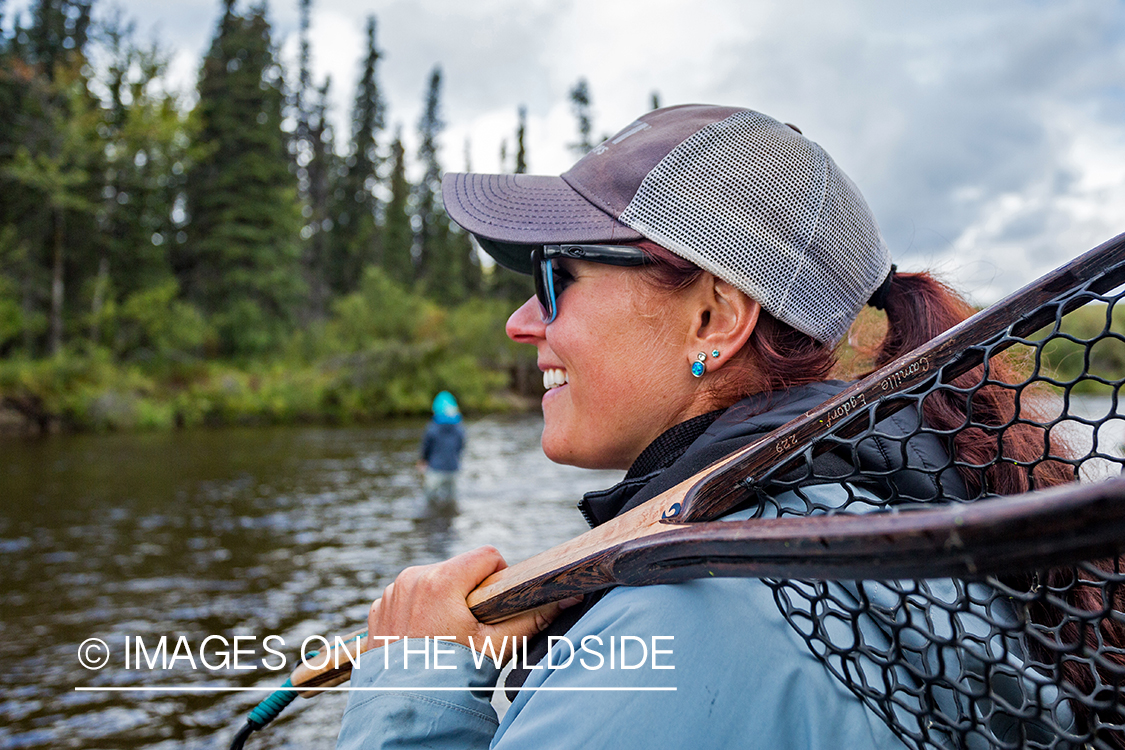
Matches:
[691,352,707,378]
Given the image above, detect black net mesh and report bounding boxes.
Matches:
[745,274,1125,748]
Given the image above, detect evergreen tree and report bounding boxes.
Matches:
[514,104,527,174]
[292,0,337,321]
[26,0,92,81]
[651,91,661,110]
[457,136,482,296]
[415,66,460,301]
[568,77,594,156]
[91,17,187,349]
[300,78,336,321]
[0,0,99,355]
[487,104,535,304]
[332,14,384,295]
[181,0,304,356]
[381,127,413,287]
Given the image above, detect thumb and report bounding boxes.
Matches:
[480,596,584,643]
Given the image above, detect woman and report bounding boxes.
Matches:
[335,106,1118,748]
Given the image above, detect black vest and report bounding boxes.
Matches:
[506,381,965,695]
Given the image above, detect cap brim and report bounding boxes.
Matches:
[442,172,643,274]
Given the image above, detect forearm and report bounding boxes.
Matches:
[336,639,502,750]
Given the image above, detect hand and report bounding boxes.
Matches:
[366,546,579,651]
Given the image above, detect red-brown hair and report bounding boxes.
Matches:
[632,241,834,403]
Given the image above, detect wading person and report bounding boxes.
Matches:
[418,390,466,510]
[335,105,1105,748]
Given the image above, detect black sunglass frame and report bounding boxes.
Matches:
[532,244,653,323]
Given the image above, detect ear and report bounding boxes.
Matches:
[685,275,760,373]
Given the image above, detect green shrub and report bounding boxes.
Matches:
[1037,303,1125,393]
[0,264,534,433]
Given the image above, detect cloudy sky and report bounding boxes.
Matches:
[11,0,1125,303]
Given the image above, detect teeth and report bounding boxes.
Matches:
[543,368,568,390]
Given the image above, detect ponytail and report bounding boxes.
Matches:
[876,271,1125,747]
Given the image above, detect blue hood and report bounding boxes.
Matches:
[432,391,462,424]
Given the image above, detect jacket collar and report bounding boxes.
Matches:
[575,383,860,527]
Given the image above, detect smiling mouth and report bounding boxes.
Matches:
[543,368,568,390]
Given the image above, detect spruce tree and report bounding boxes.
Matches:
[450,138,482,298]
[415,66,460,301]
[514,105,527,174]
[487,105,535,304]
[0,0,99,355]
[182,0,303,356]
[27,0,92,82]
[292,0,336,321]
[568,77,594,156]
[332,14,384,295]
[301,78,335,321]
[381,127,413,287]
[93,18,186,346]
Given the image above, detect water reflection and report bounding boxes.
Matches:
[0,415,623,749]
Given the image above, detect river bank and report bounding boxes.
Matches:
[0,346,542,437]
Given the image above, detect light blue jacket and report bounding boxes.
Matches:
[335,489,909,749]
[336,582,906,749]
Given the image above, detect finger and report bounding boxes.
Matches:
[484,596,583,642]
[443,546,507,597]
[365,596,385,649]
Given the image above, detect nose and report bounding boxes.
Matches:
[506,296,546,344]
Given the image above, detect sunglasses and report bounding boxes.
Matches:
[532,244,653,323]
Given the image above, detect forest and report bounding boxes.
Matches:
[0,1,1112,435]
[0,0,608,433]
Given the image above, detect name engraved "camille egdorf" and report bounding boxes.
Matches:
[822,393,869,429]
[880,356,932,393]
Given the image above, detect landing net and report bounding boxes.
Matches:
[751,269,1125,749]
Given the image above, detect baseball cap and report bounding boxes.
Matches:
[442,104,892,345]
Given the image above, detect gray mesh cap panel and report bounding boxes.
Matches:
[618,110,892,344]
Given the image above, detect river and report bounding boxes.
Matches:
[1,396,1121,749]
[0,414,623,749]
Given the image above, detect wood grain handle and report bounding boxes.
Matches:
[612,476,1125,582]
[288,627,368,696]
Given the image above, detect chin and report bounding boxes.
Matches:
[541,431,590,469]
[540,436,577,467]
[543,438,623,471]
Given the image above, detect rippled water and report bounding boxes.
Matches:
[0,415,623,749]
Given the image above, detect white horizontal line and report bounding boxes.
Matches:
[74,686,676,692]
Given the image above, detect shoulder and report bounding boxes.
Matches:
[581,577,806,667]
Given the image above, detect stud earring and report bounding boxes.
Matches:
[691,352,707,378]
[711,349,721,359]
